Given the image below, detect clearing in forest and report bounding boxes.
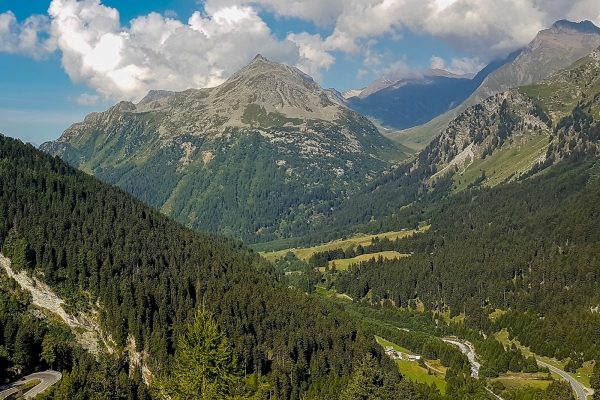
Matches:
[261,228,426,262]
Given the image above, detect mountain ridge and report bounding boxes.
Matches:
[389,19,600,150]
[41,56,404,243]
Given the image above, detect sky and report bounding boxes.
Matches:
[1,0,600,144]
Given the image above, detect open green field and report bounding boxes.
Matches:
[375,336,411,354]
[395,360,447,393]
[492,373,552,391]
[452,135,549,192]
[260,228,425,262]
[326,251,408,270]
[374,336,447,393]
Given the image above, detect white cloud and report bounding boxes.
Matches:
[2,0,600,100]
[163,10,178,19]
[286,32,335,81]
[204,0,600,59]
[43,0,312,101]
[356,69,369,80]
[430,55,485,75]
[430,56,446,70]
[76,93,101,105]
[0,11,56,58]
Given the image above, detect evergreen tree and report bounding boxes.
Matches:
[545,380,575,400]
[153,308,239,400]
[340,353,401,400]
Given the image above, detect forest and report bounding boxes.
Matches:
[0,134,401,399]
[308,155,600,368]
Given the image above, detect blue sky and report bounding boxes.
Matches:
[1,0,599,144]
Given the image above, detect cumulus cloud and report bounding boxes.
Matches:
[2,0,600,100]
[356,69,369,80]
[76,93,101,105]
[286,32,335,81]
[43,0,314,101]
[0,11,56,57]
[204,0,600,59]
[430,55,485,75]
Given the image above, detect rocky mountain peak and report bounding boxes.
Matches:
[252,53,268,62]
[550,19,600,35]
[138,90,177,105]
[205,55,337,124]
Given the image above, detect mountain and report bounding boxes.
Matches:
[469,19,600,104]
[270,45,600,249]
[353,69,475,100]
[419,45,600,188]
[0,133,400,398]
[341,67,498,133]
[137,89,176,105]
[390,19,600,150]
[41,55,404,243]
[265,49,600,385]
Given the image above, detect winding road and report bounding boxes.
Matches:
[442,338,481,377]
[536,360,588,400]
[443,337,589,400]
[0,371,62,399]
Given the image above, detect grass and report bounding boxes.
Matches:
[260,228,425,262]
[375,336,411,354]
[6,379,41,400]
[492,373,552,391]
[494,329,592,388]
[374,336,447,393]
[326,251,408,271]
[452,135,549,192]
[387,106,466,151]
[395,360,447,393]
[488,309,507,321]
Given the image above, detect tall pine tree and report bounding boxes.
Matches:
[153,308,238,399]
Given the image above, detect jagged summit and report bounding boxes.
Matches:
[551,19,600,34]
[466,19,600,104]
[138,90,177,105]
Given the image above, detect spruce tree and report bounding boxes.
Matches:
[154,308,238,399]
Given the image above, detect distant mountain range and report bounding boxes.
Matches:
[380,19,600,149]
[324,68,488,133]
[40,20,600,245]
[41,55,406,242]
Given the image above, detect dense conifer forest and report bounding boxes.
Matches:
[308,156,600,369]
[0,135,402,399]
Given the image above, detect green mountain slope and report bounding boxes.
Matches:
[41,55,404,243]
[0,134,401,398]
[257,46,600,250]
[421,46,600,189]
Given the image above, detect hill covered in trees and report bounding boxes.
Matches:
[257,45,600,251]
[310,156,600,370]
[0,134,413,399]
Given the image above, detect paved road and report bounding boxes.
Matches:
[442,337,589,400]
[0,371,62,399]
[442,338,481,378]
[537,360,587,400]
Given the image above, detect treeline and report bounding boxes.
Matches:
[0,134,394,398]
[325,156,600,364]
